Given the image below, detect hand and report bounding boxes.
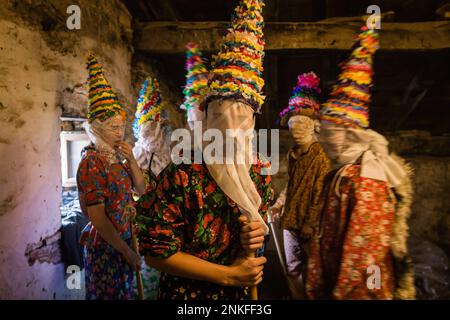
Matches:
[269,206,281,221]
[238,215,265,254]
[123,248,141,272]
[225,255,267,287]
[115,141,135,163]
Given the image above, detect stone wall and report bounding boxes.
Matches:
[386,131,450,257]
[0,0,187,299]
[0,0,134,299]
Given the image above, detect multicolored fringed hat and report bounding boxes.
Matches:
[86,52,125,123]
[133,77,167,138]
[279,72,321,126]
[181,42,209,115]
[320,26,379,129]
[206,0,266,112]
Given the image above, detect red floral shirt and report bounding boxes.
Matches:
[136,153,274,299]
[77,145,134,247]
[306,163,396,300]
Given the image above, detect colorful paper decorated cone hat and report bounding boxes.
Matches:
[279,72,321,127]
[180,42,209,121]
[320,26,379,129]
[133,77,167,138]
[86,52,125,123]
[206,0,266,112]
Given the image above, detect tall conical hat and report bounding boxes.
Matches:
[206,0,266,112]
[133,77,167,138]
[320,26,379,129]
[86,52,125,123]
[279,72,321,126]
[180,42,209,117]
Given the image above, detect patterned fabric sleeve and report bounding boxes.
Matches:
[303,151,332,238]
[77,155,108,208]
[332,172,396,299]
[138,163,187,259]
[274,185,287,209]
[253,155,275,223]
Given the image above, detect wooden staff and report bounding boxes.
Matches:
[244,215,259,300]
[249,250,258,300]
[267,211,287,276]
[131,223,145,300]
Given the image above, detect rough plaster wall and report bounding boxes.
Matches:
[0,0,133,299]
[386,131,450,256]
[407,156,450,249]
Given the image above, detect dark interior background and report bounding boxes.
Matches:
[124,0,450,134]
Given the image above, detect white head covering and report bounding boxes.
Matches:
[319,122,407,188]
[186,108,205,132]
[133,120,172,177]
[83,114,125,165]
[204,99,269,234]
[187,108,204,124]
[287,115,318,146]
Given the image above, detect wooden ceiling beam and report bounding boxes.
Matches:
[136,21,450,53]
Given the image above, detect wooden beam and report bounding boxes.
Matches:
[136,21,450,53]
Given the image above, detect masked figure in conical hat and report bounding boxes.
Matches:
[305,27,416,300]
[270,72,332,299]
[77,52,146,300]
[133,77,172,179]
[204,0,269,233]
[137,0,273,300]
[179,42,208,153]
[180,42,209,130]
[131,77,173,299]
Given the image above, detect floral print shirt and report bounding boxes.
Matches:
[77,145,134,247]
[281,142,331,238]
[137,153,274,300]
[305,163,396,299]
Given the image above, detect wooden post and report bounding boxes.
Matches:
[249,250,258,300]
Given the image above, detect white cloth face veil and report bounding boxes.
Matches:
[186,108,204,131]
[133,120,172,177]
[319,121,407,187]
[287,115,316,146]
[83,114,126,165]
[204,99,269,234]
[318,121,347,163]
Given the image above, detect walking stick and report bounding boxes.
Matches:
[267,211,287,276]
[131,222,145,300]
[248,250,258,300]
[243,214,260,301]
